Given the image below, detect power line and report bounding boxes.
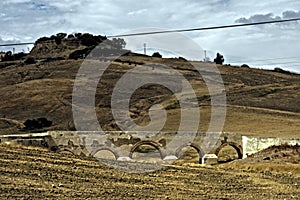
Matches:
[254,61,300,66]
[1,17,300,47]
[231,56,300,63]
[108,18,300,38]
[232,61,300,66]
[0,42,34,47]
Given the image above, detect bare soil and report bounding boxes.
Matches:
[0,56,299,199]
[0,144,299,199]
[0,56,299,138]
[221,144,300,175]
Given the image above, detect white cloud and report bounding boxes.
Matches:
[128,9,148,16]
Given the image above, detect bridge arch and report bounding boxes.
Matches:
[175,143,204,163]
[91,147,119,160]
[215,142,243,159]
[129,141,164,159]
[56,147,76,155]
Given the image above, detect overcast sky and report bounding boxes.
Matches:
[0,0,300,72]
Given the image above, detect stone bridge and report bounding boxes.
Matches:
[2,131,299,164]
[0,131,243,164]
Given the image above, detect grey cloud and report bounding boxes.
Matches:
[282,10,300,19]
[0,37,19,44]
[235,13,281,23]
[235,10,300,23]
[0,0,73,41]
[0,37,21,52]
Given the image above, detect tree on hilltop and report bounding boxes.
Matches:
[56,33,67,39]
[152,52,162,58]
[112,38,126,50]
[214,53,224,65]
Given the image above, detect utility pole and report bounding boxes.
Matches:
[144,43,147,55]
[204,50,207,62]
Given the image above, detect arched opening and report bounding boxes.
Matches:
[91,148,118,160]
[57,147,75,156]
[129,141,164,161]
[175,144,203,164]
[215,143,243,163]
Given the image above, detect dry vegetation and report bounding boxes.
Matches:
[0,54,299,199]
[220,144,300,175]
[0,144,299,199]
[0,56,299,137]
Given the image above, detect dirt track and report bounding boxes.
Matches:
[0,144,299,199]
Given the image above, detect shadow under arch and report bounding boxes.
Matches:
[215,142,243,160]
[175,143,204,163]
[129,141,164,159]
[56,147,76,155]
[91,147,119,160]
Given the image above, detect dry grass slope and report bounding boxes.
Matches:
[0,55,299,199]
[0,56,299,138]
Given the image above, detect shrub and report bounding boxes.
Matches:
[35,36,51,44]
[273,67,293,75]
[74,33,82,38]
[178,56,187,61]
[241,64,250,68]
[214,53,224,65]
[54,37,62,45]
[23,117,52,130]
[69,47,93,59]
[56,33,67,39]
[24,57,36,65]
[111,38,126,50]
[81,38,98,46]
[1,51,13,61]
[67,34,75,39]
[152,52,162,58]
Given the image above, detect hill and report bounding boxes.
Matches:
[0,34,299,200]
[0,34,299,138]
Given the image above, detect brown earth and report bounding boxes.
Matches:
[0,53,299,199]
[0,56,299,138]
[0,144,299,200]
[221,144,300,175]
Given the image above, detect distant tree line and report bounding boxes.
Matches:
[35,32,126,49]
[1,32,128,62]
[1,51,28,62]
[34,32,127,60]
[0,51,36,64]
